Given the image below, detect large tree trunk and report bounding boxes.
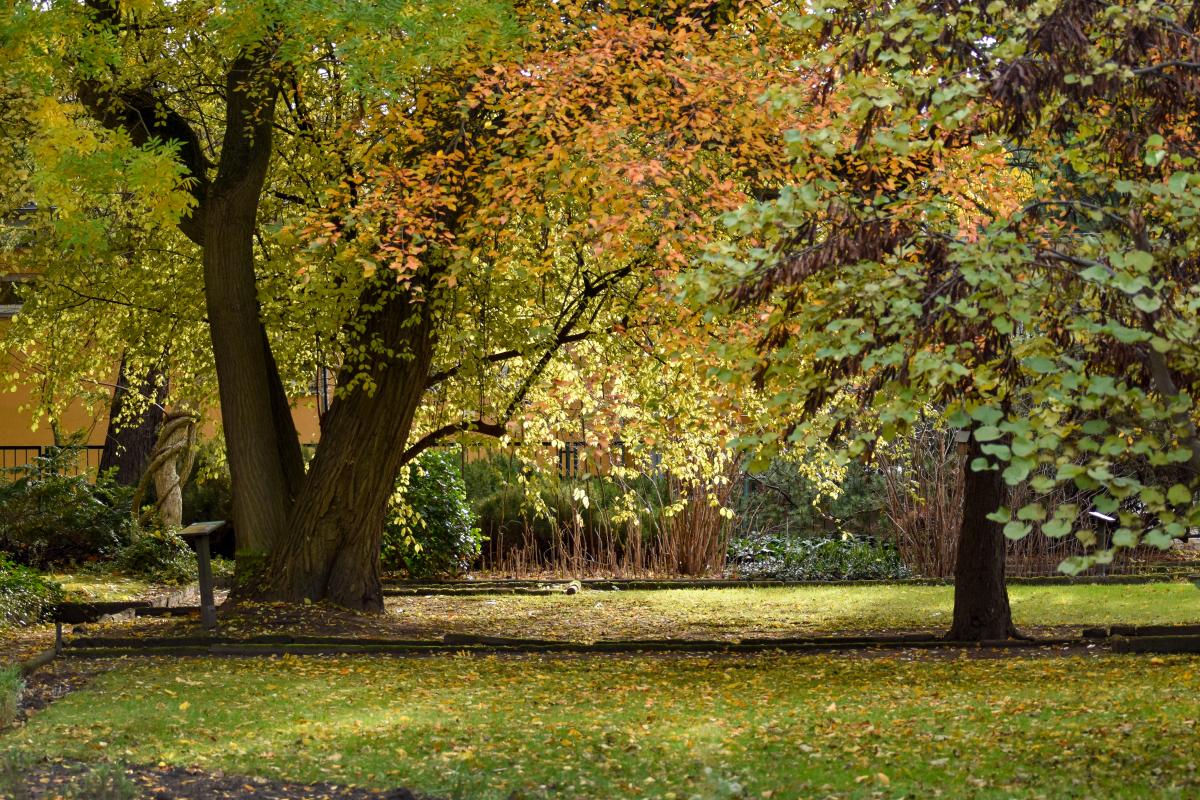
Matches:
[98,354,166,486]
[265,288,435,610]
[202,49,304,564]
[947,435,1018,641]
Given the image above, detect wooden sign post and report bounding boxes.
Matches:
[180,520,226,630]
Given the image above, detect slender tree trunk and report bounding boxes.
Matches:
[203,199,298,558]
[947,434,1018,641]
[265,289,435,609]
[202,48,304,565]
[99,354,166,486]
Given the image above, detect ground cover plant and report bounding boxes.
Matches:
[0,667,22,727]
[0,455,134,570]
[7,653,1199,799]
[0,557,61,627]
[728,536,910,581]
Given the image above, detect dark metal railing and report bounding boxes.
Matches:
[0,445,106,480]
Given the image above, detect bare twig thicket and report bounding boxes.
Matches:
[881,429,1190,577]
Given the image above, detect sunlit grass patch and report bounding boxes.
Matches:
[7,653,1199,798]
[387,582,1200,640]
[49,572,158,603]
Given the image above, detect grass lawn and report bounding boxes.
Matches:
[7,653,1198,799]
[385,582,1200,640]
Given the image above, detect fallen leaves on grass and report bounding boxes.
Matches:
[8,653,1200,799]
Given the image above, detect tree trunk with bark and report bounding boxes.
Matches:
[265,288,435,610]
[947,434,1018,641]
[201,48,304,563]
[98,355,166,486]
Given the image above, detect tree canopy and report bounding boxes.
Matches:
[1,0,806,607]
[694,0,1200,576]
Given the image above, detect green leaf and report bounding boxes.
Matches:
[1010,439,1036,458]
[974,425,1002,442]
[1111,528,1137,548]
[1002,462,1031,484]
[1167,484,1191,505]
[1023,356,1056,374]
[1125,250,1155,272]
[985,507,1011,524]
[1003,520,1032,540]
[970,406,1003,426]
[1144,529,1174,549]
[1079,265,1111,283]
[1041,518,1071,539]
[980,443,1011,460]
[1132,293,1161,313]
[1017,503,1046,522]
[946,408,970,428]
[1030,474,1056,492]
[1056,463,1084,480]
[1058,556,1089,576]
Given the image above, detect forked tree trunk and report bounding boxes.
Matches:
[75,19,303,573]
[99,355,166,486]
[947,435,1018,641]
[265,288,435,609]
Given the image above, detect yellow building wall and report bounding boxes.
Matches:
[0,318,324,450]
[0,319,108,446]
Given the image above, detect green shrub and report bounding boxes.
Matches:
[729,535,910,581]
[0,556,63,626]
[384,449,483,578]
[0,447,135,568]
[737,457,889,540]
[114,530,196,584]
[463,451,527,505]
[468,451,672,563]
[0,667,24,727]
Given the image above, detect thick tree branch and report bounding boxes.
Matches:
[425,329,594,388]
[401,419,505,463]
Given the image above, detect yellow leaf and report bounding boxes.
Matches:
[178,701,189,711]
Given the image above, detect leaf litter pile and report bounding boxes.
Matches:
[6,652,1199,799]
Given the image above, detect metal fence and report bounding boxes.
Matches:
[0,445,106,480]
